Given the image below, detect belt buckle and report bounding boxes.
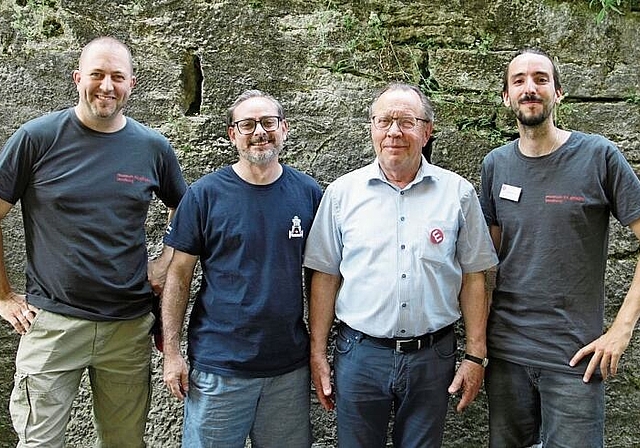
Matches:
[395,338,420,352]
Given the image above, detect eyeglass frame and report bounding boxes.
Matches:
[231,116,283,135]
[370,115,431,132]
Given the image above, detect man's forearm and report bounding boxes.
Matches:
[161,252,197,356]
[459,271,489,356]
[309,271,341,356]
[0,227,13,299]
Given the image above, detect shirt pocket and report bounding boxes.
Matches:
[419,220,457,266]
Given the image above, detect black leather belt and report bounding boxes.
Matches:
[364,324,454,353]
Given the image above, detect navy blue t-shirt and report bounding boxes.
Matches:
[165,165,322,377]
[0,108,187,320]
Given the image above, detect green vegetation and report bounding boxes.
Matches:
[625,92,640,105]
[302,4,427,83]
[11,0,63,40]
[470,32,496,55]
[554,101,578,130]
[590,0,623,23]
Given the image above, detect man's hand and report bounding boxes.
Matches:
[0,291,39,335]
[163,352,190,400]
[148,257,168,296]
[570,323,632,382]
[310,352,335,411]
[448,359,485,412]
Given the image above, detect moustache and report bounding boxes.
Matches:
[250,137,270,144]
[519,94,542,103]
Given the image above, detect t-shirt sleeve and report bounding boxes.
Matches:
[163,187,203,255]
[605,143,640,226]
[156,142,187,208]
[0,128,36,204]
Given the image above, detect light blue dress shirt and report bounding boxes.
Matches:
[304,156,498,338]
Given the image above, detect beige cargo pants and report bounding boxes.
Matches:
[9,309,154,448]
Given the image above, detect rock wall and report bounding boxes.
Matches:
[0,0,639,446]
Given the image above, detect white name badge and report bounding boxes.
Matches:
[499,184,522,202]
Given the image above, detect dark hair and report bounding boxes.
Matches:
[226,89,285,126]
[502,48,562,94]
[369,83,434,122]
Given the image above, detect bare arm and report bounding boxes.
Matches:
[0,198,38,335]
[485,224,501,306]
[489,224,501,253]
[309,270,341,411]
[161,249,198,400]
[147,208,177,295]
[570,217,640,382]
[448,271,488,412]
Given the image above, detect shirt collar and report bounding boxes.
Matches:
[367,156,440,189]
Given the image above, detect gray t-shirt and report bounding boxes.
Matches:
[480,131,640,374]
[0,108,186,320]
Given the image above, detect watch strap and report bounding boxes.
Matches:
[464,353,489,367]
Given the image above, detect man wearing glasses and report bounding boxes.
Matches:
[304,83,497,446]
[160,90,322,447]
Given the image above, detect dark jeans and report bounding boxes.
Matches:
[334,324,456,448]
[485,357,604,448]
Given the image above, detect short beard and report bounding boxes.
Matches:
[239,146,280,165]
[512,93,555,127]
[515,109,548,126]
[89,102,123,120]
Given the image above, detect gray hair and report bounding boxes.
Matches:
[226,90,285,126]
[368,83,434,122]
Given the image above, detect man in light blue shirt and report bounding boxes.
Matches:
[304,82,497,447]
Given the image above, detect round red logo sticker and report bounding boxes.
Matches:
[430,228,444,244]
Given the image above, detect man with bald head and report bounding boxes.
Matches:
[0,36,186,447]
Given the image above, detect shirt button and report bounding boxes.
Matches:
[401,274,406,278]
[400,329,406,334]
[400,244,406,250]
[401,303,407,308]
[400,217,405,221]
[400,191,405,195]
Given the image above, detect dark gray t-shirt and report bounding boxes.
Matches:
[0,108,186,320]
[480,131,640,374]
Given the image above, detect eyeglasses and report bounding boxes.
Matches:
[371,115,430,131]
[232,116,282,135]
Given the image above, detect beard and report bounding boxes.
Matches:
[238,139,281,165]
[91,103,122,119]
[513,94,554,127]
[85,95,126,121]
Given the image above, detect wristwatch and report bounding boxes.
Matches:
[464,353,489,367]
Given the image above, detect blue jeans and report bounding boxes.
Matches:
[183,365,311,448]
[334,324,456,448]
[485,357,604,448]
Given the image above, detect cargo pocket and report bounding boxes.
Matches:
[9,372,31,441]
